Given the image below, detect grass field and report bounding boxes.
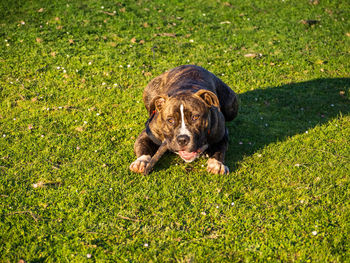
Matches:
[1,0,349,261]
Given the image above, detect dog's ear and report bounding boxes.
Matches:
[195,90,220,109]
[149,95,168,114]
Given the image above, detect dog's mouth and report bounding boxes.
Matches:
[178,151,199,162]
[177,144,208,163]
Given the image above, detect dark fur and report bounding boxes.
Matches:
[130,65,238,174]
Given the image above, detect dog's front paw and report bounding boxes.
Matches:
[129,155,151,174]
[207,158,229,174]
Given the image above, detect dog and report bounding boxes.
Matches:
[129,65,238,174]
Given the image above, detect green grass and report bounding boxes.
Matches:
[1,0,349,261]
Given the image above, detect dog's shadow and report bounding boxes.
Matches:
[225,78,350,168]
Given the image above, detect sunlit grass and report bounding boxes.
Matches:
[0,0,349,261]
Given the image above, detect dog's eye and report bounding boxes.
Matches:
[167,118,175,125]
[192,114,200,121]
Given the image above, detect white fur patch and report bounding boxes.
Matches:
[179,104,191,136]
[136,155,151,162]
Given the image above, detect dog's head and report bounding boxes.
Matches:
[149,90,221,162]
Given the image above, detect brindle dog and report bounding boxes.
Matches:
[130,65,238,174]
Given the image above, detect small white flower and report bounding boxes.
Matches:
[144,243,149,247]
[189,39,194,43]
[216,205,219,209]
[87,253,92,258]
[33,183,38,188]
[239,141,243,145]
[127,64,131,68]
[13,118,16,120]
[114,83,118,86]
[84,121,87,124]
[3,134,6,137]
[305,131,308,134]
[312,231,317,236]
[46,108,50,110]
[76,69,79,72]
[41,135,44,137]
[63,70,66,73]
[102,82,106,85]
[331,104,334,107]
[257,154,262,157]
[295,163,300,167]
[265,123,269,127]
[201,212,207,216]
[88,61,92,65]
[109,188,112,190]
[4,39,7,42]
[231,202,235,206]
[203,13,206,16]
[21,21,25,25]
[58,106,62,109]
[6,44,10,47]
[101,6,104,9]
[57,66,60,70]
[119,65,123,68]
[96,113,100,116]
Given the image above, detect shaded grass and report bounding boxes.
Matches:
[1,0,350,262]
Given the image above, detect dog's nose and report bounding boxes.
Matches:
[177,135,190,146]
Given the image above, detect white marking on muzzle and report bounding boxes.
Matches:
[179,104,191,136]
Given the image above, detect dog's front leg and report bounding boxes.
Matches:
[129,130,159,174]
[206,133,229,175]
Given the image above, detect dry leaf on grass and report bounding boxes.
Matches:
[155,33,176,37]
[75,126,84,132]
[244,53,256,58]
[101,11,115,16]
